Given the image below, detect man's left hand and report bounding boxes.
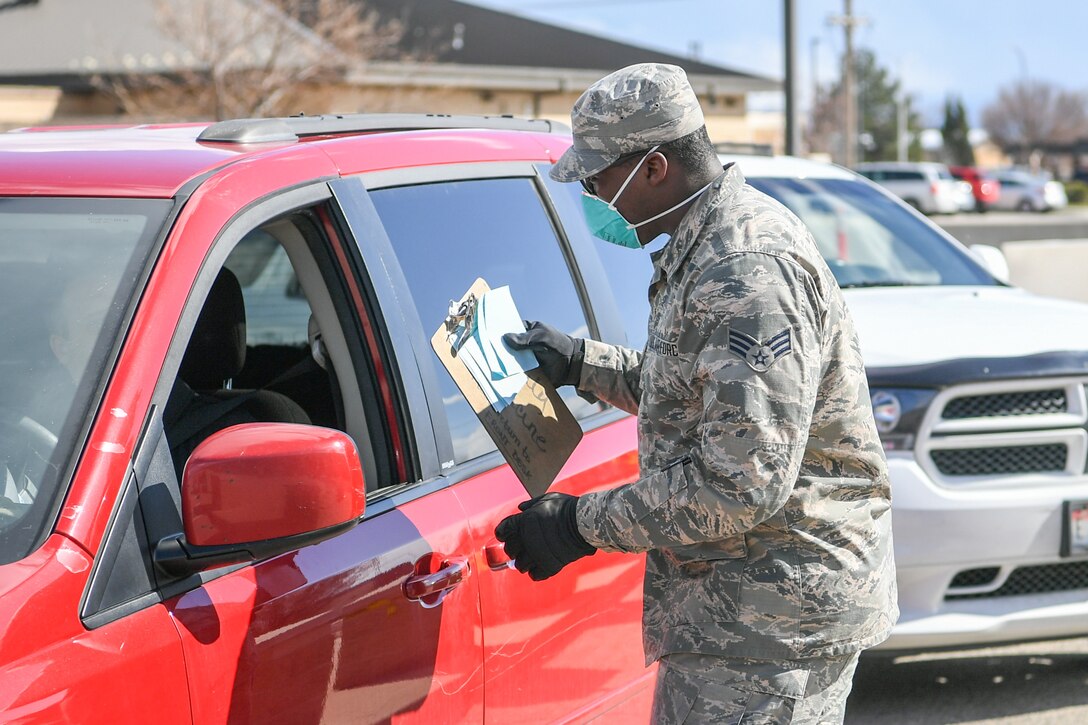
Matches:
[494,493,596,580]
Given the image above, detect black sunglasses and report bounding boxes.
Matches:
[580,149,653,197]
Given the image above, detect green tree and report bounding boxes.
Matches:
[941,96,975,166]
[807,48,923,164]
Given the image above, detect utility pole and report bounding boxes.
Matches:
[784,0,800,156]
[829,0,868,167]
[897,94,909,161]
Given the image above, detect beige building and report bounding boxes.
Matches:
[0,0,779,144]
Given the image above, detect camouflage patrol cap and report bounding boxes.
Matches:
[551,62,706,183]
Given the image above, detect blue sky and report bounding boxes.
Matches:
[464,0,1087,127]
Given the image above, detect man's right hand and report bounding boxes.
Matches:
[503,321,584,388]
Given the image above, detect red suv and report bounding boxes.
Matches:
[948,165,1001,212]
[0,115,657,721]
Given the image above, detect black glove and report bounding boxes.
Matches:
[494,493,596,581]
[503,321,584,388]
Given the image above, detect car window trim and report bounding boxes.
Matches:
[150,182,337,421]
[123,180,398,605]
[329,177,446,480]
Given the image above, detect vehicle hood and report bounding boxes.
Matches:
[845,286,1088,367]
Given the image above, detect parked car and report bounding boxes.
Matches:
[854,161,962,214]
[949,165,1002,212]
[0,115,654,722]
[991,169,1069,212]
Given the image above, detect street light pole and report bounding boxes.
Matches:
[784,0,800,156]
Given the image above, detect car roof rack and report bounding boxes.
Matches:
[197,113,570,144]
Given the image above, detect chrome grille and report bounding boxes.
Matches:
[941,389,1066,419]
[931,444,1067,476]
[946,560,1088,600]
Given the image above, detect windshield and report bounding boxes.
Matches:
[0,198,168,566]
[747,176,996,288]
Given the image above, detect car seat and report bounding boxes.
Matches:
[164,267,311,478]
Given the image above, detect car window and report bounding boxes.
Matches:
[747,177,996,288]
[551,181,653,351]
[0,197,168,565]
[164,220,370,481]
[226,230,310,346]
[370,177,598,464]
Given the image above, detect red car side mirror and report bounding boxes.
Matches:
[154,423,366,577]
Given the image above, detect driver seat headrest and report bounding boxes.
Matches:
[179,268,246,391]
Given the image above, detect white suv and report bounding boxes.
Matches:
[600,153,1088,653]
[855,161,963,215]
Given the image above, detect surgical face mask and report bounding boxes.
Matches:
[581,145,713,249]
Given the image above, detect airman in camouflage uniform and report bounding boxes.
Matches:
[497,63,897,724]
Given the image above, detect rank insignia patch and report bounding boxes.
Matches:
[728,327,792,372]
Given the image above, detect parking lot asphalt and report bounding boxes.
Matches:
[937,207,1088,246]
[846,637,1088,724]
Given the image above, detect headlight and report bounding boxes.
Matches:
[869,388,937,451]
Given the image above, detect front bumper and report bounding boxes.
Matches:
[875,453,1088,651]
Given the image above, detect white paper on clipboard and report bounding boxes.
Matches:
[432,278,583,497]
[445,285,538,411]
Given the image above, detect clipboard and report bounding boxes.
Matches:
[431,278,582,497]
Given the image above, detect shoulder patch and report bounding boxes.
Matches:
[727,327,792,372]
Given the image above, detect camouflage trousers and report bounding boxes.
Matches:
[650,651,861,724]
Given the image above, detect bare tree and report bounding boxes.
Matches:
[98,0,409,121]
[982,79,1088,164]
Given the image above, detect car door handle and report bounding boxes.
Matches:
[403,556,469,602]
[485,543,514,571]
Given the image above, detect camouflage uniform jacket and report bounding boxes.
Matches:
[574,163,898,663]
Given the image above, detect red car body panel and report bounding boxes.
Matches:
[168,488,484,723]
[452,416,654,722]
[0,122,651,721]
[0,538,191,722]
[0,126,245,197]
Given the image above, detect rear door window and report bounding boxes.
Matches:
[369,177,598,463]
